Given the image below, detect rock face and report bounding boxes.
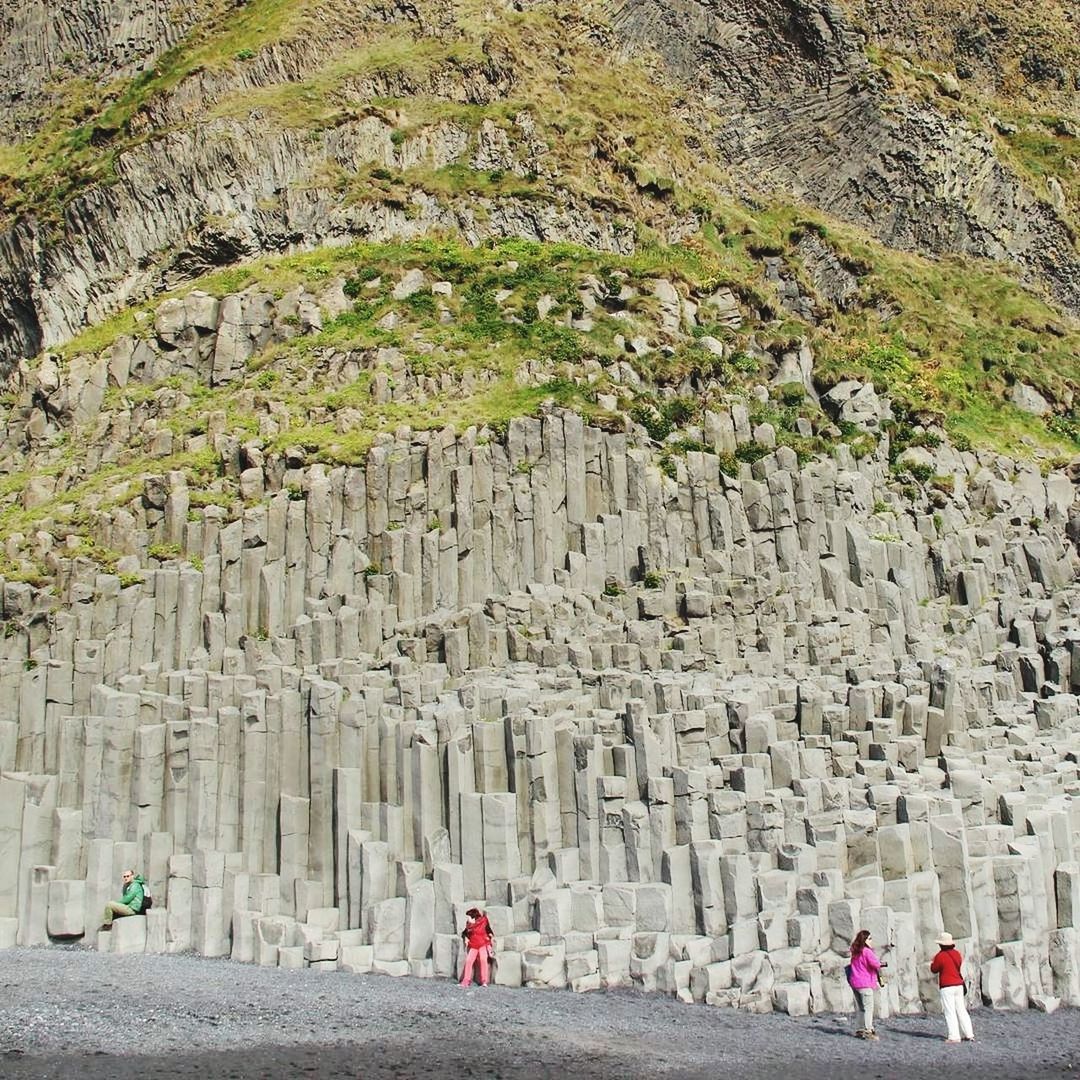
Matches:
[0,0,205,138]
[611,0,1080,313]
[0,0,1076,374]
[1011,383,1052,417]
[1,390,1079,1015]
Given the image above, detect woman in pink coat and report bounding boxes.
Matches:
[847,929,884,1039]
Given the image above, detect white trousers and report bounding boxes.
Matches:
[940,984,974,1041]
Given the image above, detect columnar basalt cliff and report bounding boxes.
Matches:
[1,0,1079,1027]
[1,263,1080,1015]
[0,0,209,139]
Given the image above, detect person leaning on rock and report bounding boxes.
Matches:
[100,868,147,930]
[459,907,494,987]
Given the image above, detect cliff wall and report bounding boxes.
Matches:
[1,375,1078,1011]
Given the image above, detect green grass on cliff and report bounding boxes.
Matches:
[996,111,1079,219]
[0,0,318,220]
[207,35,488,129]
[49,230,1080,466]
[697,205,1080,453]
[0,0,717,236]
[2,229,1078,580]
[61,235,714,358]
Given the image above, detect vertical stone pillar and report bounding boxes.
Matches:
[446,732,475,862]
[57,716,85,810]
[472,720,507,793]
[214,706,241,852]
[333,768,364,914]
[360,839,390,936]
[526,716,561,864]
[163,719,189,846]
[410,736,442,864]
[51,807,84,880]
[277,795,310,911]
[132,723,165,839]
[279,688,306,798]
[459,793,485,901]
[575,735,602,881]
[16,661,45,772]
[192,850,227,956]
[152,571,179,672]
[14,774,56,945]
[0,775,25,920]
[482,792,521,906]
[24,864,53,945]
[306,677,342,905]
[185,719,220,854]
[83,838,114,941]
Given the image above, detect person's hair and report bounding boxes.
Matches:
[466,907,481,918]
[122,868,134,877]
[850,929,872,956]
[940,942,955,950]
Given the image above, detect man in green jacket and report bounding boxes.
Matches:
[100,869,146,930]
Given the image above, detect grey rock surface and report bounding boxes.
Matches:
[612,0,1080,313]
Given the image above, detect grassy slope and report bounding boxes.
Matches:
[0,0,318,220]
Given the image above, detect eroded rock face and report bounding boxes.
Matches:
[612,0,1080,312]
[0,0,1077,378]
[0,0,208,138]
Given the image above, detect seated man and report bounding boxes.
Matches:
[100,868,146,930]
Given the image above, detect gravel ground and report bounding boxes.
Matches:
[1,947,1079,1080]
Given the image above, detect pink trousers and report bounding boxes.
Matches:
[460,947,489,986]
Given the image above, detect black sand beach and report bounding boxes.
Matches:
[1,949,1079,1080]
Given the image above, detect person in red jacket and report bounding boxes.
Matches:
[930,932,975,1043]
[459,907,494,987]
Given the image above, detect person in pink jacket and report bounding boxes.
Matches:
[847,929,885,1039]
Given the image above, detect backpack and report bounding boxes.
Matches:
[140,881,153,912]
